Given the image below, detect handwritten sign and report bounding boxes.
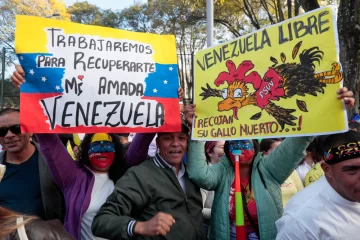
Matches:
[16,16,181,133]
[192,7,348,140]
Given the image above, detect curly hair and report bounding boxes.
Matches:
[77,133,128,183]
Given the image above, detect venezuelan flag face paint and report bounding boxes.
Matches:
[229,140,255,164]
[88,139,116,171]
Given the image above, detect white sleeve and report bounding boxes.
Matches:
[200,188,208,206]
[276,216,317,240]
[200,189,211,220]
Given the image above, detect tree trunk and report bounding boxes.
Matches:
[294,0,300,16]
[277,0,285,21]
[287,0,292,19]
[338,0,360,118]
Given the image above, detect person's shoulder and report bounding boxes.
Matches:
[125,158,157,175]
[276,216,317,240]
[26,219,75,240]
[285,177,326,210]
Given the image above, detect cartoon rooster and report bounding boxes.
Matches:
[200,41,343,129]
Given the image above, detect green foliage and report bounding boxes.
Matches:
[119,0,214,100]
[187,0,337,37]
[1,79,19,108]
[67,1,120,28]
[0,0,69,65]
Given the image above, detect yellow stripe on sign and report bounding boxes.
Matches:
[15,15,177,64]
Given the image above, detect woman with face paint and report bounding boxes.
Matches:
[35,133,127,240]
[205,141,225,165]
[184,87,355,240]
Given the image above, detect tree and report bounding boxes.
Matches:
[119,0,213,101]
[190,0,360,117]
[337,0,360,117]
[0,0,70,64]
[67,1,120,28]
[2,78,20,108]
[188,0,338,37]
[67,1,102,24]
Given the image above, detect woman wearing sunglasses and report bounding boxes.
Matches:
[34,133,127,240]
[183,87,355,240]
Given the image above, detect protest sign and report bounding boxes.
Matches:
[16,16,181,133]
[192,6,348,140]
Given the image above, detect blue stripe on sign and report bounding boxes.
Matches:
[18,53,65,93]
[143,63,179,98]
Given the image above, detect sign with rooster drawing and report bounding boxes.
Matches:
[193,6,348,140]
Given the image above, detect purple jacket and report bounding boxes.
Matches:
[36,133,155,240]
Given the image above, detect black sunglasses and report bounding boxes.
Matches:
[0,125,21,137]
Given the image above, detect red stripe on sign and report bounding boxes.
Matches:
[20,93,181,133]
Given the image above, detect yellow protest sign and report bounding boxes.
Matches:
[15,15,181,133]
[192,6,347,140]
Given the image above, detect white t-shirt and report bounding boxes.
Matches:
[81,172,115,240]
[148,134,158,157]
[295,162,313,185]
[276,176,360,240]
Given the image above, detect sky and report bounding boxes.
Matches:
[5,0,147,77]
[63,0,147,10]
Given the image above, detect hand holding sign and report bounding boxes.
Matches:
[193,7,351,140]
[15,16,182,134]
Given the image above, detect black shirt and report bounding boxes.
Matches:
[0,149,45,218]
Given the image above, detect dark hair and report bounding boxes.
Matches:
[204,141,216,163]
[58,134,73,147]
[118,133,130,137]
[349,122,360,132]
[323,131,360,153]
[77,133,128,183]
[260,138,282,152]
[299,136,327,165]
[0,108,19,117]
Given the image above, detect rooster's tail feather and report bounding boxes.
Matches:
[265,103,298,129]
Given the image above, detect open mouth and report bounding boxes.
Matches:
[6,140,20,146]
[218,99,240,119]
[96,156,108,161]
[169,150,182,156]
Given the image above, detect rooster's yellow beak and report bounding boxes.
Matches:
[218,98,241,111]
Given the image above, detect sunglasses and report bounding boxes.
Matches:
[0,125,21,137]
[88,141,115,154]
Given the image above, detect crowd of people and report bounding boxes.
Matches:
[0,65,359,240]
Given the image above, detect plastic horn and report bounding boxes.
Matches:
[232,149,247,240]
